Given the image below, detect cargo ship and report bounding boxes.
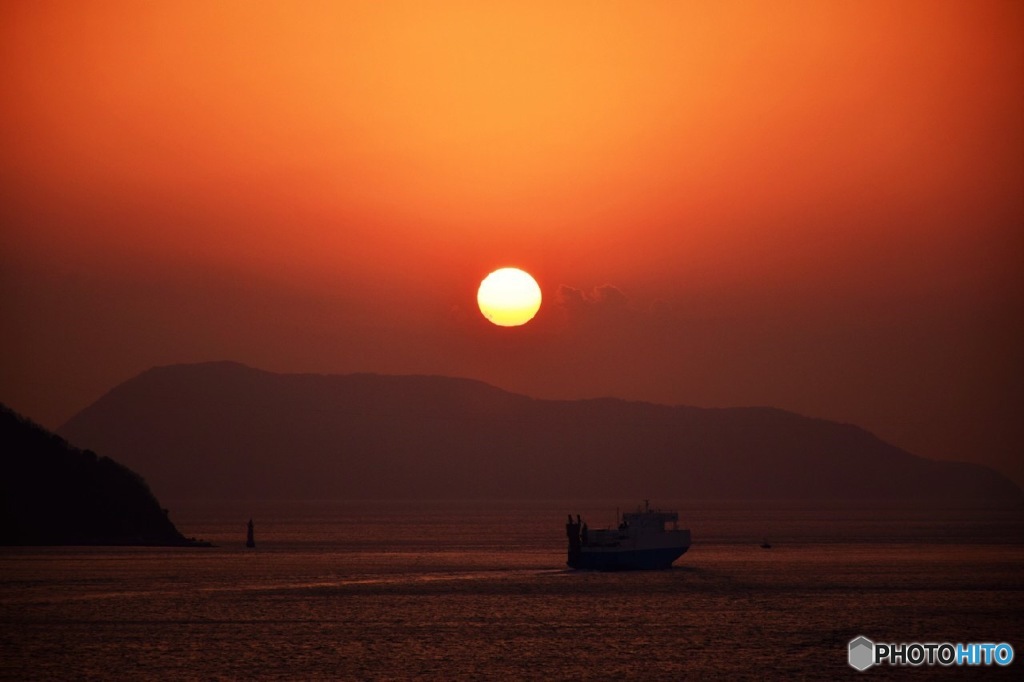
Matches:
[566,501,691,570]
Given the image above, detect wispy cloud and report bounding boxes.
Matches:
[556,284,629,314]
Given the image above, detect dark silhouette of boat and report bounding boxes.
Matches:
[566,500,691,570]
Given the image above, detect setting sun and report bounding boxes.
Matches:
[477,268,542,327]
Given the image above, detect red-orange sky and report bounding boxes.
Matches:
[2,1,1022,486]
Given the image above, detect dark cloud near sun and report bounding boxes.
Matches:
[556,284,629,315]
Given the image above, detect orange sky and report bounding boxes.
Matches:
[2,1,1022,486]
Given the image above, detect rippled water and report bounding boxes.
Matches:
[2,500,1022,679]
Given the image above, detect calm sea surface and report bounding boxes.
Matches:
[2,500,1022,680]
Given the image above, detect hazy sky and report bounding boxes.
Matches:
[2,1,1022,486]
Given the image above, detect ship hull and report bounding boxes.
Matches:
[568,544,689,571]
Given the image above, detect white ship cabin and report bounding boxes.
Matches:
[621,508,681,531]
[584,502,685,548]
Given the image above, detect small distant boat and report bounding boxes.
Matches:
[760,538,772,549]
[246,518,256,549]
[565,500,691,570]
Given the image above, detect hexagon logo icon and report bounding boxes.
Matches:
[849,636,875,671]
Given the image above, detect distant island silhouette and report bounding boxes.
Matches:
[1,403,207,546]
[58,361,1023,505]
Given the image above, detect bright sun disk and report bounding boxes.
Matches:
[477,268,542,327]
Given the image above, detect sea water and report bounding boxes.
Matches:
[1,500,1022,680]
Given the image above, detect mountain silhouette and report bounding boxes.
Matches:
[58,362,1022,504]
[1,403,205,545]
